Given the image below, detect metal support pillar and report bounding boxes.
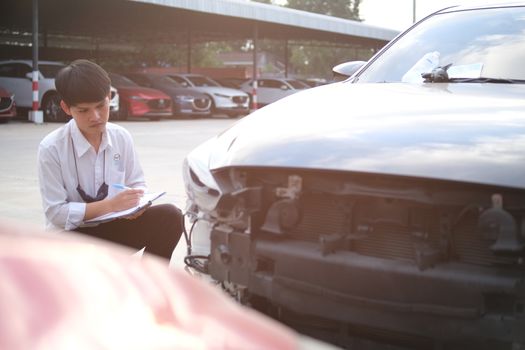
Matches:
[284,39,288,78]
[413,0,417,23]
[251,22,258,111]
[187,26,192,73]
[29,0,43,124]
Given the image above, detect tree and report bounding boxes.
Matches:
[285,0,361,21]
[279,1,365,79]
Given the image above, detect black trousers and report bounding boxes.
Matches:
[75,204,184,260]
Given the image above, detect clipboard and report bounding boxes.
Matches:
[84,191,166,224]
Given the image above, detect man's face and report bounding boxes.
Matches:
[60,96,110,137]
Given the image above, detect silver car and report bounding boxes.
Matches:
[239,77,310,107]
[167,73,249,118]
[0,60,118,122]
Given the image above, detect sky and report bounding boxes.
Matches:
[270,1,516,32]
[360,0,517,31]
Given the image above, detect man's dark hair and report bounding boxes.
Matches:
[55,59,111,106]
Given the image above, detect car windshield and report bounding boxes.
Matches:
[287,79,309,89]
[157,76,182,86]
[187,76,220,87]
[39,64,65,78]
[109,73,138,87]
[356,7,525,83]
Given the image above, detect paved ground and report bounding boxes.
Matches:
[0,116,238,264]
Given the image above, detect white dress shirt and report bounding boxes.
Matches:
[37,120,146,230]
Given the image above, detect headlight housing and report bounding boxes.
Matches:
[183,148,221,216]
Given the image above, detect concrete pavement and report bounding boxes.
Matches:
[0,117,237,262]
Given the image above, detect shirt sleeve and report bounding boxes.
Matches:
[38,142,86,230]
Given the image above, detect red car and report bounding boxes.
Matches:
[0,87,16,122]
[109,73,172,121]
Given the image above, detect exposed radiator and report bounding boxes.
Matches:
[287,193,518,267]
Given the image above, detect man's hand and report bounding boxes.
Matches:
[84,188,146,222]
[109,188,144,212]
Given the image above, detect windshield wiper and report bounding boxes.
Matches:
[422,64,524,84]
[447,77,525,84]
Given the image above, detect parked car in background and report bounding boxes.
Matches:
[297,78,327,87]
[183,3,525,349]
[0,59,119,122]
[0,87,16,122]
[0,60,64,122]
[239,77,309,107]
[214,77,248,89]
[108,73,172,121]
[125,73,211,118]
[108,86,119,118]
[167,73,249,118]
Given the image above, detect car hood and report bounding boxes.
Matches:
[200,82,525,189]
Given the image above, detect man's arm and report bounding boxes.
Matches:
[38,143,85,230]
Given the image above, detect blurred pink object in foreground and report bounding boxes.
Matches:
[0,219,306,350]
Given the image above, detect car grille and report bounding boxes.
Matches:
[192,97,211,111]
[286,193,520,268]
[232,95,247,104]
[148,98,171,110]
[0,96,13,111]
[236,170,525,269]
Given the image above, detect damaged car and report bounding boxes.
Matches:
[182,3,525,349]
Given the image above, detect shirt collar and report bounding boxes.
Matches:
[70,120,111,157]
[104,127,113,150]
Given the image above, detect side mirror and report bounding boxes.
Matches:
[280,84,288,90]
[25,72,33,80]
[332,61,366,80]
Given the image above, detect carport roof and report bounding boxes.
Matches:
[132,0,399,42]
[1,0,398,47]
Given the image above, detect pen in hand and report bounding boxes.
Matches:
[112,184,145,200]
[112,183,132,190]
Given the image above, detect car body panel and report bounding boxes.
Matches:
[201,82,525,189]
[0,87,16,120]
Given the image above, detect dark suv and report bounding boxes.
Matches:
[182,3,525,349]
